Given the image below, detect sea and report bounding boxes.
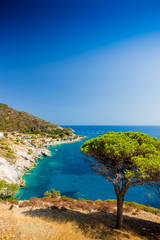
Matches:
[16,126,160,208]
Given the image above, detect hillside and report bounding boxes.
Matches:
[0,103,71,137]
[0,198,160,240]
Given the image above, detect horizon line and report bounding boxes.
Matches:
[61,124,160,126]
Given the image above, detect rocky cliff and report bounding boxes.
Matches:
[0,142,50,184]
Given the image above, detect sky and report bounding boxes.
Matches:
[1,0,160,125]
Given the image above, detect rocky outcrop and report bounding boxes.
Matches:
[0,146,51,184]
[0,136,84,185]
[0,158,19,184]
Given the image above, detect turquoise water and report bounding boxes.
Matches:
[16,126,160,208]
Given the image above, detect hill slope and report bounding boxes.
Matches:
[0,199,160,240]
[0,103,71,136]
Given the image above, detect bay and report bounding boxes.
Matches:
[16,126,160,208]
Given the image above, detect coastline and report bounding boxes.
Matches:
[0,135,85,186]
[0,147,51,185]
[44,136,85,147]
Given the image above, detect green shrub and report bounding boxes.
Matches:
[4,146,12,151]
[44,189,60,198]
[44,191,52,198]
[77,198,86,201]
[27,149,33,155]
[73,135,78,139]
[61,196,74,201]
[5,152,16,159]
[0,180,19,199]
[95,199,103,203]
[125,202,160,214]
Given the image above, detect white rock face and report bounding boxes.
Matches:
[0,147,51,184]
[0,133,3,138]
[0,158,19,184]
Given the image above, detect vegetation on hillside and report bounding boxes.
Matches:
[0,196,159,240]
[0,103,72,137]
[0,180,19,200]
[44,189,61,198]
[0,138,17,161]
[0,185,159,239]
[41,187,160,215]
[80,131,160,229]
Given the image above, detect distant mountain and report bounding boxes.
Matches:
[0,103,71,137]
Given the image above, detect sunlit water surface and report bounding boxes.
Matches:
[16,126,160,208]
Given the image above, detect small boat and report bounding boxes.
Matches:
[55,149,58,151]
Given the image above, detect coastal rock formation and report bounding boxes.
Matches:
[0,134,84,185]
[0,146,51,184]
[0,158,19,184]
[0,104,81,186]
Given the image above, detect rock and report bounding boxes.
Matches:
[0,145,51,184]
[0,158,19,184]
[41,149,51,157]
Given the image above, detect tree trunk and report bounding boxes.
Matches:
[115,194,124,229]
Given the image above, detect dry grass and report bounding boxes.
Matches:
[0,205,90,240]
[0,200,160,240]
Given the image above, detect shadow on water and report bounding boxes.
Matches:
[61,167,89,175]
[61,190,79,198]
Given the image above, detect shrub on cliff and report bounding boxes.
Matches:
[0,180,19,200]
[5,152,16,159]
[44,189,60,198]
[27,149,33,155]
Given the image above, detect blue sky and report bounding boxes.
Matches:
[1,0,160,125]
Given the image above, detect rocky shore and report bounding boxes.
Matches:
[44,136,85,147]
[0,144,50,185]
[0,136,84,185]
